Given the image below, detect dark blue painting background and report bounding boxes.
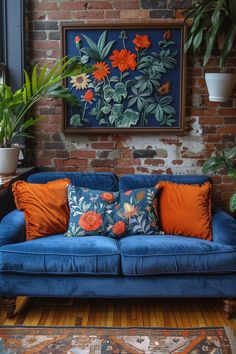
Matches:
[64,26,183,129]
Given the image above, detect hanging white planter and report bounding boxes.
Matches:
[205,73,236,102]
[0,147,20,176]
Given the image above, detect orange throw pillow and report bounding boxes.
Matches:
[12,179,71,240]
[158,181,212,240]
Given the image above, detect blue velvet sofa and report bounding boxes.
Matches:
[1,172,236,319]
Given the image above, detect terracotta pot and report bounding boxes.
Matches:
[0,147,20,176]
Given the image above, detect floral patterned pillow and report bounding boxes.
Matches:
[108,187,159,237]
[65,185,119,237]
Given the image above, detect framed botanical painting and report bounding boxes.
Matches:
[61,22,187,133]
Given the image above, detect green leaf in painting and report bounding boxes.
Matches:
[113,82,127,103]
[103,85,115,102]
[97,31,107,53]
[101,104,111,114]
[155,105,164,122]
[117,109,139,128]
[109,104,123,125]
[101,40,116,60]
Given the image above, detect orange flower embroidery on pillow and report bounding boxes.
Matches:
[112,220,126,237]
[79,211,103,231]
[109,49,137,72]
[123,203,139,219]
[132,34,151,51]
[100,192,114,203]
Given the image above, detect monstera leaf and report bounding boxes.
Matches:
[109,104,139,127]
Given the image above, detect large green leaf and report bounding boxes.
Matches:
[109,104,123,125]
[81,34,100,56]
[103,85,115,103]
[224,146,236,160]
[113,82,127,103]
[202,156,226,174]
[97,31,107,53]
[220,24,236,67]
[155,105,164,122]
[116,109,139,128]
[229,191,236,212]
[203,17,224,66]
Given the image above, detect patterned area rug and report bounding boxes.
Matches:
[0,326,235,353]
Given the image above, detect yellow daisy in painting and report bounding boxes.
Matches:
[70,73,91,90]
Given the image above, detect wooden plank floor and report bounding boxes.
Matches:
[0,297,236,330]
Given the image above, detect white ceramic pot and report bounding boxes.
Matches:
[205,73,236,102]
[0,147,20,176]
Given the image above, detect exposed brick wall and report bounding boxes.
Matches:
[26,0,236,211]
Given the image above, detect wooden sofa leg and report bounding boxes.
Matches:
[223,299,236,319]
[2,297,17,319]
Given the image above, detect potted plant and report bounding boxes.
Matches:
[0,57,87,176]
[202,146,236,212]
[184,0,236,102]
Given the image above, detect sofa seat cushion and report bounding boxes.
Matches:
[0,235,120,275]
[118,236,236,276]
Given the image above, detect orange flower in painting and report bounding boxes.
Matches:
[100,192,114,203]
[93,61,110,81]
[82,89,94,103]
[109,49,137,72]
[132,34,151,51]
[79,211,103,231]
[74,35,81,44]
[164,30,172,41]
[159,81,171,95]
[112,220,126,237]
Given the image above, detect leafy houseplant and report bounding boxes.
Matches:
[202,146,236,212]
[184,0,236,102]
[0,57,87,175]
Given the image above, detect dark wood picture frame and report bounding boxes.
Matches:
[61,21,187,134]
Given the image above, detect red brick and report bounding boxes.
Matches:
[117,159,141,166]
[218,108,236,116]
[94,167,112,172]
[217,126,236,134]
[114,0,140,9]
[89,1,113,9]
[172,159,183,165]
[144,159,165,166]
[72,11,105,19]
[70,150,96,159]
[31,40,59,49]
[47,11,72,20]
[31,11,47,20]
[61,2,87,10]
[36,2,58,10]
[54,159,64,167]
[91,142,114,149]
[91,159,116,167]
[64,159,88,167]
[114,167,135,175]
[199,116,224,125]
[105,10,120,18]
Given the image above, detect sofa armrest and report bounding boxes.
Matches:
[0,210,25,246]
[212,208,236,246]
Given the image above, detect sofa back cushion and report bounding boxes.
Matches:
[119,174,211,192]
[28,172,118,192]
